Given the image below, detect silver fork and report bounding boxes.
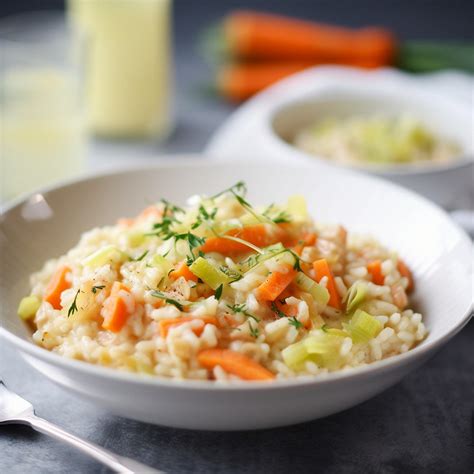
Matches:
[0,380,163,473]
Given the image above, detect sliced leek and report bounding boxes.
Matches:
[295,272,330,306]
[189,257,230,290]
[287,195,308,220]
[281,340,308,370]
[83,245,127,267]
[345,281,368,313]
[149,254,173,273]
[346,309,382,343]
[17,295,41,320]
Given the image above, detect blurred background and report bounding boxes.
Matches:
[0,0,472,208]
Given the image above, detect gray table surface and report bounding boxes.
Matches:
[2,6,474,473]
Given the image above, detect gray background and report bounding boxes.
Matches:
[1,1,473,473]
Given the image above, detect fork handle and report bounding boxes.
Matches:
[21,414,162,473]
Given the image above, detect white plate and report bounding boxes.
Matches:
[205,67,474,209]
[1,159,472,430]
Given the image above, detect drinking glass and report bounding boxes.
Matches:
[0,12,86,203]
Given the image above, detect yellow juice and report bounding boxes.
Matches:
[0,69,85,201]
[69,0,173,139]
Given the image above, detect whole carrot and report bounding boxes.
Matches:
[224,11,396,63]
[217,59,382,102]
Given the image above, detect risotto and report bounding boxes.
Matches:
[18,182,426,382]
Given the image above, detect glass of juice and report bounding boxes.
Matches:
[0,12,86,203]
[68,0,174,140]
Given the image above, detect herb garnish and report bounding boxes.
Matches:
[321,324,329,333]
[67,289,80,317]
[210,181,247,200]
[248,321,260,338]
[270,301,287,319]
[227,303,260,322]
[91,285,105,294]
[288,316,303,329]
[262,204,291,224]
[214,284,223,301]
[219,265,242,282]
[160,198,184,216]
[132,250,149,262]
[150,291,187,311]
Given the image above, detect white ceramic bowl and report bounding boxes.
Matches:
[1,159,472,430]
[206,67,474,209]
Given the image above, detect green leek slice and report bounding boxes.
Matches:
[346,309,382,343]
[189,257,230,290]
[17,295,41,320]
[83,245,127,267]
[345,281,368,313]
[295,272,330,306]
[287,195,308,219]
[281,340,308,370]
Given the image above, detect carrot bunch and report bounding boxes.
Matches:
[207,11,397,101]
[204,11,474,102]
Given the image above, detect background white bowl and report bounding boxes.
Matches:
[206,67,474,209]
[1,160,472,430]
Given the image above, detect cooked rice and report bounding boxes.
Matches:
[23,185,427,382]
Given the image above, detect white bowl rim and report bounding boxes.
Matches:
[211,66,474,176]
[1,158,473,391]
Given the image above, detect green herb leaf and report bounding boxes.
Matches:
[270,301,288,319]
[132,250,149,262]
[214,284,223,301]
[288,317,303,329]
[211,181,247,200]
[150,291,185,311]
[227,303,260,322]
[67,289,80,317]
[91,285,105,294]
[248,321,260,338]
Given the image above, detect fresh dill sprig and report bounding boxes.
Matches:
[227,303,260,322]
[288,316,303,329]
[219,265,242,282]
[160,198,184,216]
[150,291,187,311]
[210,181,247,200]
[248,321,260,338]
[67,289,80,317]
[262,204,291,224]
[214,284,223,301]
[132,250,149,262]
[270,301,287,319]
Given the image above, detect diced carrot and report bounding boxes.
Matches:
[101,282,134,333]
[292,232,317,255]
[117,218,135,228]
[116,205,162,227]
[273,300,312,329]
[367,260,385,286]
[200,224,287,255]
[304,232,317,246]
[158,316,218,338]
[169,261,198,282]
[198,348,275,380]
[255,264,297,301]
[44,266,71,310]
[397,259,414,292]
[138,205,162,220]
[312,259,341,309]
